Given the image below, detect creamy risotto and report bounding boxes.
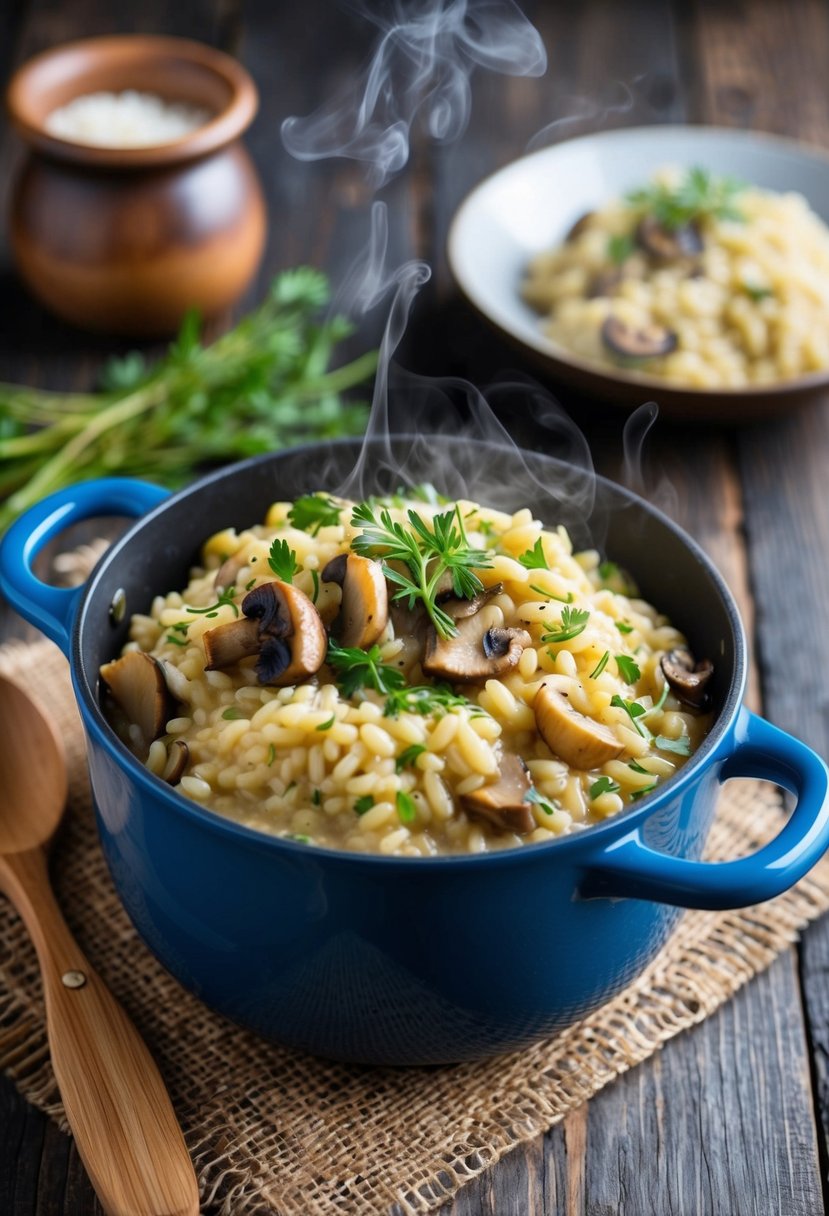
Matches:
[101,490,713,856]
[522,166,829,388]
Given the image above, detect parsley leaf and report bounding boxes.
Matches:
[655,733,691,756]
[326,640,406,698]
[354,795,375,815]
[384,684,475,719]
[610,693,650,738]
[396,790,417,824]
[316,714,336,731]
[221,707,243,720]
[626,166,745,231]
[526,786,556,815]
[589,650,610,679]
[351,501,491,640]
[608,232,635,264]
[530,584,573,603]
[186,586,240,619]
[267,743,276,766]
[268,538,302,583]
[631,782,658,800]
[615,621,634,635]
[542,605,590,645]
[395,744,427,772]
[615,655,642,683]
[742,283,773,302]
[590,776,621,798]
[518,538,548,570]
[289,494,342,535]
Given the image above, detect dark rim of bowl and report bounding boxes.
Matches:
[74,438,747,869]
[447,123,829,403]
[6,34,258,168]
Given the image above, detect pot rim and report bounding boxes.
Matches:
[74,438,748,869]
[6,34,258,168]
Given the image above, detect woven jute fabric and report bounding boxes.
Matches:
[2,637,829,1216]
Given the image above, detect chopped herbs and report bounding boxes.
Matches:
[288,493,343,535]
[615,655,642,684]
[244,577,257,591]
[626,167,745,230]
[166,633,188,647]
[530,583,573,603]
[655,733,691,756]
[267,743,276,766]
[610,693,650,738]
[542,605,590,645]
[589,776,621,799]
[615,621,634,635]
[518,538,548,570]
[326,640,406,698]
[310,569,320,603]
[742,283,773,302]
[526,786,556,815]
[643,680,670,718]
[221,707,243,720]
[316,714,336,731]
[311,788,322,806]
[354,795,375,815]
[589,650,610,679]
[268,538,301,583]
[287,833,311,843]
[631,783,658,800]
[629,759,650,774]
[608,232,635,264]
[186,586,240,619]
[396,790,417,824]
[384,683,475,719]
[395,744,427,772]
[351,501,491,639]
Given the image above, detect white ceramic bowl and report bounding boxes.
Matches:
[447,125,829,422]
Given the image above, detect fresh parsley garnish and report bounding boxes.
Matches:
[221,707,243,720]
[384,684,474,719]
[310,569,320,603]
[186,586,240,619]
[626,167,745,230]
[351,501,491,640]
[311,788,321,806]
[316,714,335,731]
[615,655,642,684]
[590,776,621,798]
[395,744,427,773]
[631,783,658,801]
[288,494,342,535]
[268,538,301,583]
[589,650,610,679]
[610,693,650,738]
[244,577,257,591]
[615,621,634,635]
[629,759,650,774]
[396,790,417,824]
[518,538,548,570]
[542,606,590,645]
[655,733,691,756]
[742,283,773,302]
[326,640,406,698]
[287,833,311,843]
[643,681,670,718]
[166,633,188,647]
[526,786,556,815]
[608,233,635,264]
[267,743,276,766]
[354,795,375,815]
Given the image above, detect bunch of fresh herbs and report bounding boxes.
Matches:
[0,268,376,533]
[626,166,745,231]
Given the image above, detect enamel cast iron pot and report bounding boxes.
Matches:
[2,437,828,1066]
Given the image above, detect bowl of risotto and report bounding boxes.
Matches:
[448,126,829,421]
[2,436,828,1064]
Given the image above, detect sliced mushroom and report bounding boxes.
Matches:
[461,753,535,834]
[601,316,678,360]
[564,210,596,242]
[437,582,503,618]
[534,684,624,769]
[213,550,250,592]
[322,553,388,648]
[423,619,531,683]
[100,652,175,749]
[588,269,626,299]
[635,215,703,261]
[660,648,714,708]
[162,740,189,784]
[204,580,327,686]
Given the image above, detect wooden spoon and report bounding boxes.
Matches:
[0,675,199,1216]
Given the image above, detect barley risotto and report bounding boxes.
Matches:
[522,167,829,388]
[101,489,713,855]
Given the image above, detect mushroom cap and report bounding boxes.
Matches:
[660,647,714,708]
[461,752,536,834]
[323,553,388,649]
[100,651,175,751]
[601,315,678,360]
[423,619,531,683]
[203,617,261,670]
[243,580,328,686]
[162,740,189,784]
[534,683,624,770]
[635,215,703,261]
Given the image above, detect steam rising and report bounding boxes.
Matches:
[282,0,546,186]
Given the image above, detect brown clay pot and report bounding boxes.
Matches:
[6,35,267,336]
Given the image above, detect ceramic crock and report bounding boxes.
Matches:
[6,35,266,336]
[2,438,827,1065]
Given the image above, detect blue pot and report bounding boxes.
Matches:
[2,439,828,1065]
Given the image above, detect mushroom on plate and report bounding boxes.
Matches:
[660,647,714,708]
[601,316,678,360]
[564,210,596,242]
[161,740,189,784]
[422,584,531,683]
[635,215,703,261]
[321,552,388,648]
[461,753,536,835]
[203,580,327,686]
[100,651,175,749]
[534,683,624,770]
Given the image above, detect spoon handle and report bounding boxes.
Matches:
[1,848,199,1216]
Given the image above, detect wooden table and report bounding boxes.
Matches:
[2,1,829,1212]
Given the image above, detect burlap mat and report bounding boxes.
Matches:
[2,637,829,1215]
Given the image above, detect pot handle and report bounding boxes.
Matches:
[0,479,168,655]
[580,709,829,910]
